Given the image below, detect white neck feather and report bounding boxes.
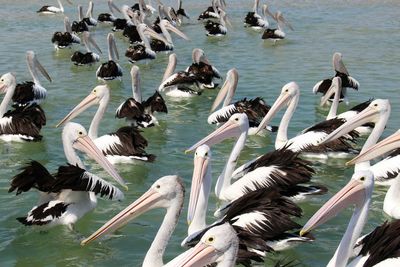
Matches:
[0,79,16,117]
[88,96,109,139]
[275,94,299,149]
[326,87,341,120]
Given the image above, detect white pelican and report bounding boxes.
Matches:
[198,0,225,22]
[112,4,133,32]
[131,0,156,18]
[208,68,278,135]
[8,122,126,229]
[82,1,97,26]
[150,18,190,52]
[37,0,71,14]
[204,9,230,36]
[116,65,168,128]
[13,51,52,107]
[255,82,359,158]
[261,11,293,43]
[57,85,155,164]
[0,73,46,142]
[300,170,400,266]
[51,17,81,49]
[347,130,400,218]
[97,0,121,24]
[244,1,274,30]
[96,33,122,81]
[71,5,89,33]
[313,52,359,104]
[71,31,102,66]
[186,113,325,203]
[187,144,314,251]
[175,0,190,22]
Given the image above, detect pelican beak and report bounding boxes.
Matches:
[320,77,341,106]
[176,242,219,267]
[165,22,190,40]
[108,33,119,60]
[300,177,366,236]
[27,51,52,83]
[109,0,121,13]
[143,27,169,44]
[185,119,241,153]
[321,105,380,145]
[81,187,162,245]
[66,0,73,5]
[187,155,210,225]
[210,69,238,112]
[255,91,291,134]
[347,130,400,166]
[73,135,127,189]
[56,93,98,127]
[85,32,102,54]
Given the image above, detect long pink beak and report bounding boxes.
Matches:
[81,187,161,245]
[56,93,98,127]
[176,242,219,267]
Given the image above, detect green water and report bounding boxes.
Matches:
[0,0,399,266]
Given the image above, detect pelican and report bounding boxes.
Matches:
[97,0,121,24]
[244,1,274,30]
[71,31,102,66]
[0,73,45,142]
[313,52,359,104]
[131,0,156,18]
[125,24,169,63]
[82,1,97,26]
[255,82,359,157]
[158,53,202,97]
[122,7,142,44]
[112,4,133,32]
[51,17,81,49]
[261,11,293,43]
[57,85,155,164]
[150,18,190,52]
[208,68,278,135]
[204,9,230,36]
[37,0,71,14]
[321,99,398,186]
[186,113,325,203]
[8,122,126,229]
[116,65,168,128]
[187,145,314,251]
[96,33,122,81]
[71,5,89,33]
[13,51,52,107]
[198,0,225,22]
[300,170,400,266]
[186,48,221,89]
[175,0,190,22]
[347,130,400,218]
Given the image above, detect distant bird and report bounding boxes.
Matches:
[0,73,46,142]
[71,5,89,33]
[244,1,274,30]
[175,0,190,22]
[198,0,225,22]
[8,122,126,229]
[13,51,52,107]
[71,31,102,66]
[313,52,359,105]
[116,66,168,128]
[150,18,189,53]
[204,9,230,36]
[186,48,221,89]
[37,0,71,14]
[82,1,97,26]
[97,0,121,24]
[261,11,293,43]
[51,17,81,49]
[96,33,122,81]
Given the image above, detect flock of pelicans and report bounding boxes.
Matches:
[1,0,400,266]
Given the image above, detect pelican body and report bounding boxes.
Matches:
[96,33,122,81]
[71,32,102,66]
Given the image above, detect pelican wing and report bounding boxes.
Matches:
[17,200,69,226]
[370,151,400,184]
[115,98,145,119]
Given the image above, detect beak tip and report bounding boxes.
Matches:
[124,185,129,191]
[299,229,307,237]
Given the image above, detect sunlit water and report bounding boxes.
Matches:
[0,0,399,266]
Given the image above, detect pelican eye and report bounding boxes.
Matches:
[93,89,97,93]
[156,184,161,189]
[207,236,214,243]
[235,118,239,121]
[78,131,83,135]
[205,152,208,156]
[360,177,365,181]
[373,104,378,107]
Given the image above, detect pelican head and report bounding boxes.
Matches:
[176,222,239,267]
[300,170,374,236]
[320,77,342,106]
[192,48,209,65]
[56,85,110,127]
[0,73,16,94]
[256,81,299,134]
[62,122,127,189]
[321,99,390,145]
[186,113,249,153]
[81,175,184,245]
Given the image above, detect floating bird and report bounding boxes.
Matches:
[125,23,168,63]
[244,1,274,30]
[8,122,126,229]
[57,85,155,164]
[71,32,102,66]
[208,68,277,135]
[97,0,121,24]
[71,5,89,33]
[186,48,221,89]
[116,65,168,128]
[175,0,190,22]
[13,51,52,107]
[300,170,400,266]
[37,0,71,14]
[186,113,325,203]
[256,82,359,157]
[198,0,225,22]
[0,73,46,142]
[51,17,81,49]
[96,33,122,81]
[204,9,230,36]
[131,0,156,18]
[261,11,293,43]
[82,1,97,26]
[313,52,359,104]
[150,18,189,52]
